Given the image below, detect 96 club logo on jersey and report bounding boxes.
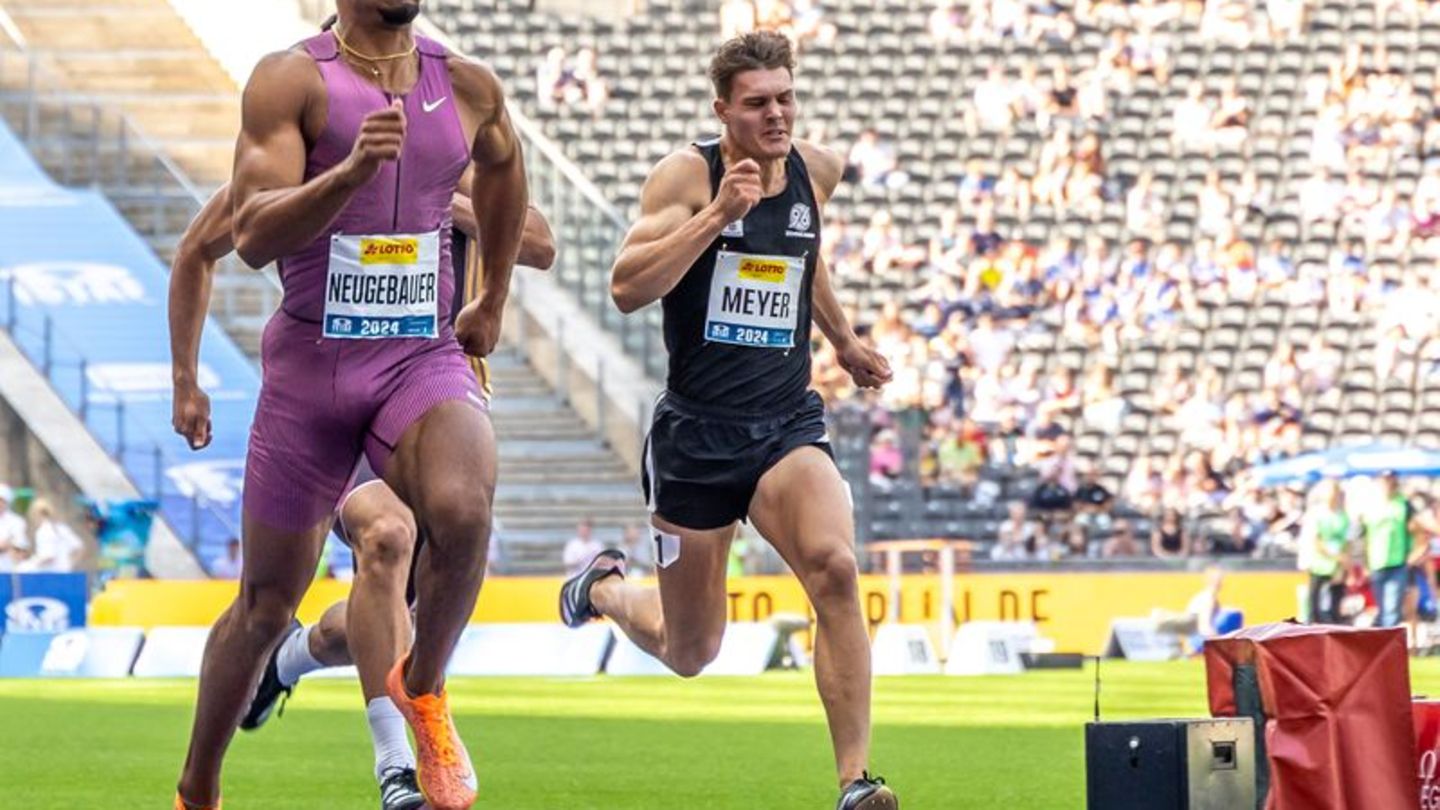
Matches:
[705,250,805,348]
[786,203,815,239]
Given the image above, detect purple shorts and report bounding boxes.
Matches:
[242,310,486,532]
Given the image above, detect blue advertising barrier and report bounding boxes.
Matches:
[0,120,259,566]
[1,573,88,633]
[0,627,144,677]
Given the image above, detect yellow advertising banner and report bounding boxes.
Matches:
[91,570,1304,655]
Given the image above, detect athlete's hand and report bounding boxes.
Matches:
[341,100,406,187]
[455,297,504,358]
[172,381,213,450]
[712,159,763,223]
[838,339,893,390]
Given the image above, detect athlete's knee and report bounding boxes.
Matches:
[800,544,861,609]
[423,486,492,552]
[354,515,416,580]
[237,587,300,643]
[313,618,349,662]
[667,635,723,678]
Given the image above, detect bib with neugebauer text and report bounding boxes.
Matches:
[323,231,441,340]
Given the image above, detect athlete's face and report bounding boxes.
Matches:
[716,68,797,161]
[346,0,422,28]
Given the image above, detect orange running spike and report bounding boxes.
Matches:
[385,655,477,810]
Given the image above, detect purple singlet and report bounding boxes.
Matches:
[242,32,482,533]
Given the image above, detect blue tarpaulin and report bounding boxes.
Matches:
[1252,444,1440,486]
[0,120,257,566]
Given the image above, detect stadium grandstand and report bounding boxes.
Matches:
[3,0,1440,807]
[432,0,1440,562]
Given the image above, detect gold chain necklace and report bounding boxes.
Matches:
[332,26,416,78]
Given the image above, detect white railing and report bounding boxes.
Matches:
[416,17,666,378]
[0,6,26,50]
[0,36,276,331]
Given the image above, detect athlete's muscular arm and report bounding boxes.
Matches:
[798,140,892,389]
[451,59,528,357]
[611,150,760,313]
[517,206,558,270]
[169,184,237,450]
[451,182,556,270]
[231,51,403,268]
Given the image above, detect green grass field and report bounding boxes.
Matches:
[5,660,1440,808]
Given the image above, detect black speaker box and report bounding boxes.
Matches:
[1085,718,1256,809]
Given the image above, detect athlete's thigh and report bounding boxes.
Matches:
[652,514,737,644]
[238,511,333,608]
[337,480,418,559]
[747,446,855,571]
[383,399,497,520]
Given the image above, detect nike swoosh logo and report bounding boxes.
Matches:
[423,97,447,113]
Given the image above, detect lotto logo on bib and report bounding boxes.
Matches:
[360,237,419,265]
[738,258,788,284]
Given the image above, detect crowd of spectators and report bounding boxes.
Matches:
[511,1,1440,562]
[789,4,1440,560]
[535,45,611,117]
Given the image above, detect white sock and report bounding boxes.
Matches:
[274,624,325,687]
[367,697,417,781]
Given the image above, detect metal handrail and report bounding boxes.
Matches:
[0,6,25,50]
[509,111,629,233]
[0,36,278,333]
[0,35,248,570]
[416,18,666,378]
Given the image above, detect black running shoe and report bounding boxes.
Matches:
[559,549,626,628]
[240,618,301,731]
[378,767,425,810]
[837,772,898,810]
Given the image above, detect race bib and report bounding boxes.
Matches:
[323,230,441,340]
[705,250,805,348]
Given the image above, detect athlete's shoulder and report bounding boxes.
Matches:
[639,148,711,211]
[658,146,711,175]
[793,139,844,201]
[649,148,712,190]
[251,47,321,84]
[241,49,321,122]
[446,53,506,99]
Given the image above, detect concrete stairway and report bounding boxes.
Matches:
[487,349,647,575]
[2,0,278,352]
[4,0,239,186]
[0,1,649,577]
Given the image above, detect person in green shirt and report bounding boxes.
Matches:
[1303,479,1351,624]
[1364,471,1426,628]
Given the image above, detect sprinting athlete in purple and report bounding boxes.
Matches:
[174,2,526,809]
[170,175,555,810]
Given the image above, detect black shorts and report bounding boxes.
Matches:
[642,389,833,531]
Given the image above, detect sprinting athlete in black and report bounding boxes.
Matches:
[559,31,897,810]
